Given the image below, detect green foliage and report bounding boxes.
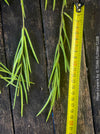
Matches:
[1,0,72,119]
[37,0,72,121]
[0,0,38,117]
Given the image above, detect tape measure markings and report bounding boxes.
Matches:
[66,3,85,134]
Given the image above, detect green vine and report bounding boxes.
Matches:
[0,0,39,116]
[37,0,72,121]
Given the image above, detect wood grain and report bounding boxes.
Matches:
[78,46,94,134]
[84,1,100,133]
[0,4,14,134]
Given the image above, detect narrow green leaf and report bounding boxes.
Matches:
[4,0,9,5]
[62,16,71,51]
[64,12,73,22]
[23,55,29,91]
[25,28,39,64]
[0,67,12,75]
[36,90,53,117]
[53,0,56,11]
[63,0,67,6]
[12,44,23,75]
[48,53,60,88]
[13,28,24,71]
[14,38,22,63]
[12,63,22,82]
[19,83,23,117]
[13,76,20,109]
[56,64,60,98]
[0,75,17,88]
[29,81,35,85]
[1,76,17,81]
[46,69,58,121]
[26,62,30,88]
[21,74,28,104]
[17,88,19,96]
[60,36,70,72]
[54,44,59,62]
[24,36,31,73]
[7,64,22,87]
[57,63,60,98]
[0,62,10,72]
[46,85,57,122]
[45,0,48,10]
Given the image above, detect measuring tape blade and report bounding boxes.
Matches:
[66,3,85,134]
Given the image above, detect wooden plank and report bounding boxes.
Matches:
[0,4,14,134]
[84,1,100,133]
[78,46,94,134]
[41,0,94,133]
[2,0,53,133]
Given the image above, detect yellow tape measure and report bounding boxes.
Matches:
[66,3,85,134]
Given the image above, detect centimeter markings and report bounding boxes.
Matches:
[66,4,85,134]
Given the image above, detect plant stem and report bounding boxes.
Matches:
[20,0,25,28]
[57,1,66,50]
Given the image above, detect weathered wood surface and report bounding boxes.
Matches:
[0,0,99,133]
[0,4,14,134]
[78,46,94,134]
[84,1,100,134]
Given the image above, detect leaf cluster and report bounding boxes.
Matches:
[2,0,72,119]
[0,0,39,116]
[10,26,38,116]
[37,0,72,121]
